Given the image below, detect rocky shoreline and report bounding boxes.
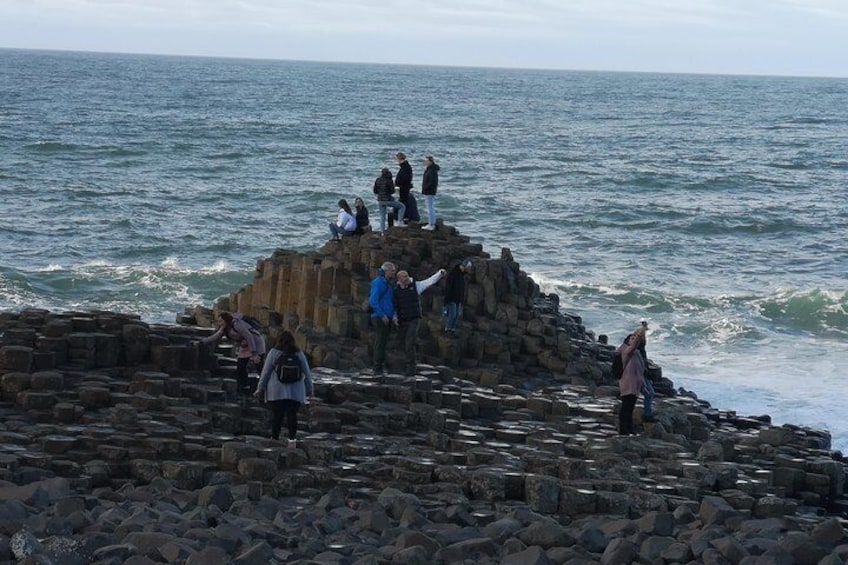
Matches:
[1,223,846,564]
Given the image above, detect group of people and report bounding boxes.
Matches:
[329,152,442,238]
[368,258,473,375]
[200,257,473,446]
[202,312,313,449]
[616,319,657,435]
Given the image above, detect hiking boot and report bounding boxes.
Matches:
[642,414,657,423]
[422,224,435,231]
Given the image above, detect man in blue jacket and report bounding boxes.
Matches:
[369,261,397,374]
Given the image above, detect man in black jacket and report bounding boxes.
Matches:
[395,152,418,224]
[443,259,473,335]
[394,268,445,375]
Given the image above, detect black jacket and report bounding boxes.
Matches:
[395,160,413,200]
[422,163,440,196]
[373,170,395,202]
[444,264,466,304]
[355,206,369,234]
[394,283,421,322]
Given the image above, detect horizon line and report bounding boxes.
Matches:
[3,45,847,81]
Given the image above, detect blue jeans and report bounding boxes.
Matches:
[643,377,655,417]
[378,200,406,232]
[444,302,462,330]
[329,223,354,239]
[424,195,436,225]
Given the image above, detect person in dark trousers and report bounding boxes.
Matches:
[394,152,419,223]
[369,261,397,374]
[373,168,406,234]
[394,268,445,375]
[621,325,655,422]
[202,311,265,394]
[254,330,313,448]
[353,197,370,235]
[617,325,646,435]
[443,259,473,335]
[421,155,440,230]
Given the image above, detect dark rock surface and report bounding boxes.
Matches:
[0,224,845,563]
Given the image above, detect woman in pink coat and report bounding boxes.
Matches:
[617,325,646,435]
[203,312,266,394]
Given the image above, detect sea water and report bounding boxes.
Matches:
[1,49,846,450]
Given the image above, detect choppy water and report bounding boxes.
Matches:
[1,49,847,450]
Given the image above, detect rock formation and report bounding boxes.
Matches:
[0,223,845,564]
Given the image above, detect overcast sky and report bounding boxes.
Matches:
[2,0,847,77]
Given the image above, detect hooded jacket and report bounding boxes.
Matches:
[373,169,395,202]
[422,163,440,196]
[395,160,413,200]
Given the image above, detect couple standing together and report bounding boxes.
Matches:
[375,153,441,234]
[369,259,473,375]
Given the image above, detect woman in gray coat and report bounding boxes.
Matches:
[254,330,314,448]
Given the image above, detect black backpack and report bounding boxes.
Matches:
[275,352,303,384]
[611,351,624,379]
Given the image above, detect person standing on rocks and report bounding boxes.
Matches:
[203,312,265,395]
[443,259,473,336]
[421,155,440,231]
[637,319,656,422]
[369,261,397,374]
[373,168,406,234]
[394,268,446,375]
[353,197,370,235]
[617,325,647,435]
[254,330,313,448]
[394,152,419,224]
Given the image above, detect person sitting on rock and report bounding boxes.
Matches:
[353,197,370,235]
[617,325,647,435]
[369,261,397,374]
[394,267,446,376]
[373,168,406,234]
[203,312,265,394]
[254,330,313,448]
[329,199,357,241]
[443,259,473,336]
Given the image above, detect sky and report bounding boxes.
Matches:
[1,0,847,77]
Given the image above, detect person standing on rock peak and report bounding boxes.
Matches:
[421,155,440,231]
[394,152,419,224]
[369,261,397,374]
[443,258,473,336]
[202,312,265,395]
[373,167,406,234]
[394,268,446,376]
[254,330,313,449]
[617,325,647,436]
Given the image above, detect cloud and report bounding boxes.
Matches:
[1,0,846,75]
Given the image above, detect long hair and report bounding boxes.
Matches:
[275,330,299,355]
[338,199,352,214]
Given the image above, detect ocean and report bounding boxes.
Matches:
[1,49,846,451]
